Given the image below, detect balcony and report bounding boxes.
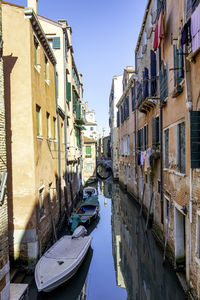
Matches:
[137,78,159,113]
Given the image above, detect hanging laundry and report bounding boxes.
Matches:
[191,3,200,52]
[140,152,145,167]
[147,148,152,168]
[158,8,165,48]
[181,18,191,46]
[153,23,158,51]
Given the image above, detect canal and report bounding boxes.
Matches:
[26,180,186,299]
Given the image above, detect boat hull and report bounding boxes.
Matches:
[35,235,92,293]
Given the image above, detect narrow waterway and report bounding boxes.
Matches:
[26,180,186,299]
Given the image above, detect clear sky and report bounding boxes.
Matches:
[6,0,147,136]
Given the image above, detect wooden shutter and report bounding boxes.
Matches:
[178,122,185,173]
[191,111,200,168]
[152,118,156,146]
[53,37,60,49]
[164,129,169,168]
[66,82,71,102]
[86,146,91,155]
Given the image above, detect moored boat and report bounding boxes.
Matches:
[34,226,92,292]
[83,186,97,199]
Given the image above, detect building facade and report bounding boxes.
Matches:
[3,1,63,262]
[39,14,85,214]
[82,136,96,185]
[109,74,123,179]
[116,0,200,297]
[84,102,98,141]
[0,0,10,298]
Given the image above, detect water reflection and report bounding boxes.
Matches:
[27,181,185,299]
[111,183,185,300]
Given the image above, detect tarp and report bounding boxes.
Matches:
[80,196,99,207]
[69,214,80,232]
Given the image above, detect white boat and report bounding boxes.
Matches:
[35,226,92,292]
[83,186,97,199]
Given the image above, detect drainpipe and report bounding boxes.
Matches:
[54,65,62,220]
[159,47,164,223]
[63,30,69,199]
[135,52,139,199]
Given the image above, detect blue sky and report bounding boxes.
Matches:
[6,0,147,135]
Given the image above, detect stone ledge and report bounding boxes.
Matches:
[10,283,28,300]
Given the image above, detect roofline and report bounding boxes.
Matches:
[24,8,57,65]
[135,0,151,53]
[2,1,24,9]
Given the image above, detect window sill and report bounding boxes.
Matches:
[37,135,43,140]
[164,168,186,177]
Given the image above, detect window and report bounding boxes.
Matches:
[157,180,161,193]
[46,112,50,139]
[52,37,60,49]
[173,44,184,93]
[33,36,40,68]
[144,31,147,45]
[160,61,168,103]
[117,111,120,127]
[152,116,160,150]
[165,197,170,223]
[44,55,49,82]
[36,105,41,136]
[61,122,64,143]
[128,166,131,179]
[53,117,56,140]
[164,129,169,168]
[86,146,91,156]
[177,122,185,173]
[39,186,45,217]
[86,163,93,170]
[90,127,94,131]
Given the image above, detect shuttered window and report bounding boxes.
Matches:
[138,128,144,150]
[117,111,120,127]
[150,50,157,96]
[190,111,200,168]
[86,146,91,155]
[177,122,185,173]
[53,37,60,49]
[152,116,160,149]
[66,82,71,102]
[173,44,184,88]
[164,129,169,168]
[160,61,168,102]
[121,106,124,123]
[36,105,41,136]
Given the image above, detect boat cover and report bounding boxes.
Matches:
[80,196,99,207]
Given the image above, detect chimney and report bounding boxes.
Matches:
[85,101,88,111]
[28,0,38,14]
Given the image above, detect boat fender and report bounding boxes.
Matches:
[72,225,87,239]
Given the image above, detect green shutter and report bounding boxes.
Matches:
[86,146,91,155]
[191,111,200,168]
[53,37,60,49]
[66,82,71,102]
[173,45,177,87]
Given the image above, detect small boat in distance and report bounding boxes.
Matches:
[83,186,97,199]
[35,226,92,293]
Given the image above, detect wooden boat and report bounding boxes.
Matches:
[34,226,92,293]
[83,186,97,199]
[70,196,99,232]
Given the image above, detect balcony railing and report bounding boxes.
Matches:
[137,78,159,113]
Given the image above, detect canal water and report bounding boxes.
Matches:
[26,180,186,299]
